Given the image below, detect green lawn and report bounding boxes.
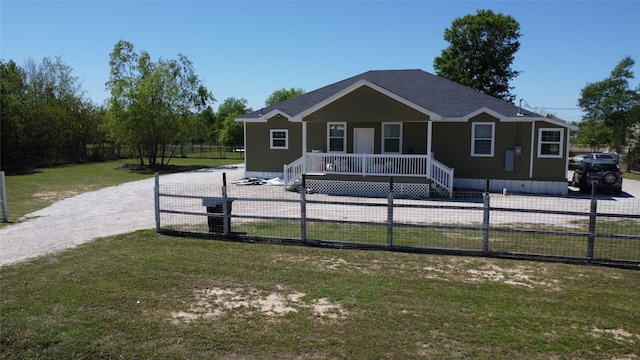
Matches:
[2,154,242,225]
[1,231,638,359]
[625,171,640,181]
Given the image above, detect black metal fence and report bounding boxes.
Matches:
[155,174,640,268]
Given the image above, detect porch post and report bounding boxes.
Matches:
[302,121,307,156]
[427,121,432,156]
[426,121,433,180]
[426,120,433,180]
[302,121,308,173]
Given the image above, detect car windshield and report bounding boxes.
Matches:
[590,153,614,160]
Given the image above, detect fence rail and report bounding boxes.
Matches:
[155,173,640,267]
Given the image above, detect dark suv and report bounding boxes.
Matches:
[572,159,623,195]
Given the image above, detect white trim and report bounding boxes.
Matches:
[537,128,564,158]
[431,107,578,130]
[460,107,505,122]
[302,121,307,155]
[382,122,402,154]
[564,129,571,175]
[236,109,292,123]
[471,122,495,157]
[529,122,535,178]
[291,80,443,122]
[327,122,347,153]
[270,129,288,149]
[243,121,248,173]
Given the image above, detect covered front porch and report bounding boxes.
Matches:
[284,152,454,198]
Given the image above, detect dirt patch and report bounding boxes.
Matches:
[420,258,562,291]
[590,326,639,345]
[32,190,80,201]
[171,286,348,324]
[276,254,562,291]
[465,263,561,290]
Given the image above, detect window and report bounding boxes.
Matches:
[538,128,563,158]
[382,123,401,153]
[270,129,288,149]
[471,122,494,157]
[328,122,346,152]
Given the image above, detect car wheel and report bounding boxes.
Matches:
[602,171,618,185]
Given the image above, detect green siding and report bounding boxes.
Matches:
[303,87,429,154]
[403,122,428,154]
[531,123,567,180]
[432,116,567,181]
[304,86,430,123]
[307,122,326,152]
[245,116,302,172]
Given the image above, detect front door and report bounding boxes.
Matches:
[354,128,374,154]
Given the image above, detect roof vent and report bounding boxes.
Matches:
[517,99,524,116]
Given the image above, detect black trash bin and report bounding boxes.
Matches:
[202,197,233,233]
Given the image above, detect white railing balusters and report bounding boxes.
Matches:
[285,152,454,197]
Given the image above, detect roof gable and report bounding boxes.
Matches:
[292,79,442,121]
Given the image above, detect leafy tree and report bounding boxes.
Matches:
[1,57,102,169]
[0,60,27,168]
[433,9,521,103]
[577,56,640,153]
[574,119,613,151]
[623,103,640,170]
[217,97,251,149]
[105,40,214,166]
[265,87,305,106]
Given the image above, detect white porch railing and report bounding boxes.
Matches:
[284,153,454,198]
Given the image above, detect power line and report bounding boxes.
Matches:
[533,107,582,111]
[520,100,581,111]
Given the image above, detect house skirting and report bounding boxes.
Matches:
[243,171,567,196]
[306,179,430,198]
[454,178,569,196]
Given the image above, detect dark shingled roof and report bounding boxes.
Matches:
[238,69,545,120]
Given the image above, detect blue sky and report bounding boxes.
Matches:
[2,1,639,122]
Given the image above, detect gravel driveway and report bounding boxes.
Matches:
[0,165,245,267]
[1,166,638,267]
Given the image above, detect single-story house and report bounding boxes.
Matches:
[236,69,578,197]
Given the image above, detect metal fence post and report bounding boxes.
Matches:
[387,177,394,247]
[1,171,8,223]
[586,182,598,259]
[300,175,307,243]
[482,192,490,253]
[222,172,230,236]
[154,172,160,232]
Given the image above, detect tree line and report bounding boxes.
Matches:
[2,10,639,170]
[1,39,306,170]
